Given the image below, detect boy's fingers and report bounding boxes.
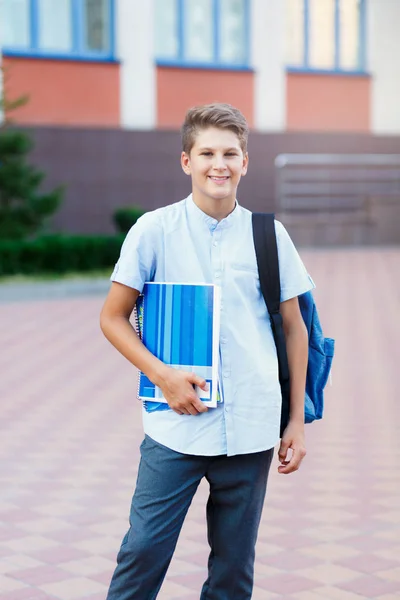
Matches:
[190,374,208,390]
[278,442,289,463]
[278,448,304,474]
[192,397,208,413]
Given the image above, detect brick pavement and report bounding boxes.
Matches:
[0,248,399,600]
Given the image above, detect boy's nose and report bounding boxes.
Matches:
[213,156,226,170]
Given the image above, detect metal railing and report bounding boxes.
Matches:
[275,154,400,222]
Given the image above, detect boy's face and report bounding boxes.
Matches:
[181,127,248,205]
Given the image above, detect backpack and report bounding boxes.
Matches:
[252,213,335,437]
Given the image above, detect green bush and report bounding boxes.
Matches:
[113,206,146,234]
[0,234,124,276]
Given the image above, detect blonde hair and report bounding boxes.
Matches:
[181,103,249,155]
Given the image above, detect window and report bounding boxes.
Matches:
[1,0,115,60]
[286,0,367,73]
[2,0,30,48]
[155,0,250,69]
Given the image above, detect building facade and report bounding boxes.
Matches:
[1,0,400,244]
[1,0,400,135]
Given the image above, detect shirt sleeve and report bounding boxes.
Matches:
[275,220,315,302]
[110,211,161,292]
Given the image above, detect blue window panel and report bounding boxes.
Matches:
[2,0,30,48]
[154,0,179,60]
[155,0,251,70]
[37,0,73,53]
[2,0,116,62]
[308,0,335,70]
[287,0,367,74]
[184,0,214,64]
[219,0,249,66]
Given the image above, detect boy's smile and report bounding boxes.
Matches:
[181,127,248,219]
[208,176,230,185]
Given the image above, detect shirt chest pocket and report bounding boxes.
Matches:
[230,261,259,274]
[229,261,260,294]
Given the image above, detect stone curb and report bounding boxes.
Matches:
[0,278,111,303]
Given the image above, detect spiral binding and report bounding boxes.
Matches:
[134,295,144,401]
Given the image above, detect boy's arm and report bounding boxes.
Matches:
[278,296,308,474]
[100,282,208,416]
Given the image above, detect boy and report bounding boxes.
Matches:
[100,103,313,599]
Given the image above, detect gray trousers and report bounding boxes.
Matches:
[107,435,274,600]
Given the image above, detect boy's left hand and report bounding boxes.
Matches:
[278,421,306,474]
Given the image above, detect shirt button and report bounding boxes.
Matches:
[225,406,229,413]
[213,241,218,247]
[223,372,230,378]
[215,272,221,279]
[221,337,227,344]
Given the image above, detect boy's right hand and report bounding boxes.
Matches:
[157,367,209,415]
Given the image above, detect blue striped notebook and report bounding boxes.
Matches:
[135,282,221,411]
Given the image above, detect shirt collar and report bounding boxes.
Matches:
[186,194,239,232]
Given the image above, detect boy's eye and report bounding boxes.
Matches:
[200,152,237,156]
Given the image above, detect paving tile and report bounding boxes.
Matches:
[294,563,360,585]
[16,519,71,534]
[262,550,322,571]
[60,556,116,577]
[30,547,91,565]
[0,590,58,600]
[71,536,121,555]
[166,595,199,600]
[299,543,361,561]
[292,592,334,600]
[8,565,71,586]
[337,552,400,574]
[255,573,318,595]
[311,586,369,600]
[164,558,205,577]
[1,250,399,598]
[3,538,59,554]
[0,556,45,574]
[0,574,27,592]
[248,589,279,600]
[338,575,400,597]
[156,579,198,597]
[39,577,107,600]
[375,567,400,582]
[373,547,400,562]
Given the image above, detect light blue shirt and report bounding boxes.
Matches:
[111,195,314,457]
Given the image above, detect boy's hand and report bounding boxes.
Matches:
[278,421,306,474]
[158,367,209,416]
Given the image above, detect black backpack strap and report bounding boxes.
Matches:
[252,213,291,436]
[251,213,280,314]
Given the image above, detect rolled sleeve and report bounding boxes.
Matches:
[275,220,315,302]
[110,212,161,292]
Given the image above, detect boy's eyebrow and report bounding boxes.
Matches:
[198,146,240,152]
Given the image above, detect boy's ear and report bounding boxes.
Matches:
[181,152,191,175]
[241,152,249,176]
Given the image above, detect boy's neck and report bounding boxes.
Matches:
[191,192,236,222]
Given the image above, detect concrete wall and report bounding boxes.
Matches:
[26,125,400,245]
[118,0,156,129]
[252,0,286,132]
[370,0,400,135]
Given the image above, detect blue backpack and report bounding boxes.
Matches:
[252,213,335,437]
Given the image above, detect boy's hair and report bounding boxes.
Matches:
[181,103,249,155]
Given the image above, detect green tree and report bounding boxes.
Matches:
[0,67,63,240]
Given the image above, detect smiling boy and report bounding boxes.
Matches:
[100,103,313,599]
